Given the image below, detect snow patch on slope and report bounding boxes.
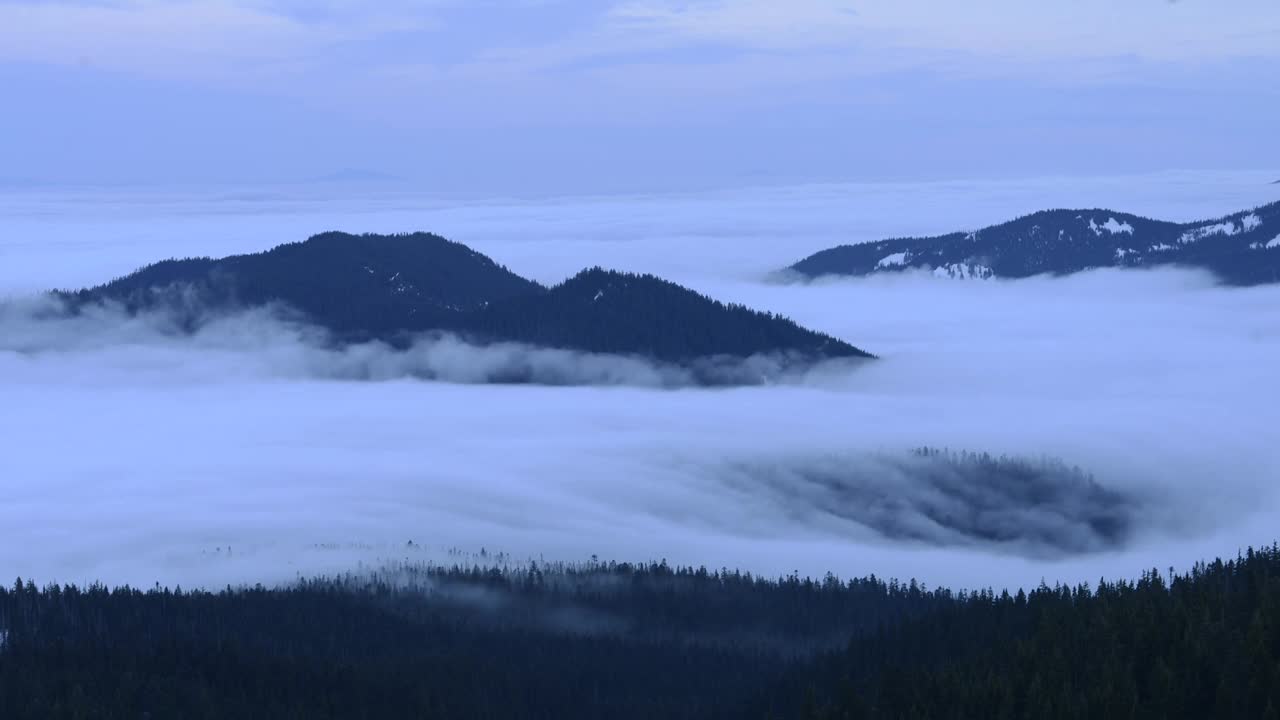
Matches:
[877,252,909,268]
[932,263,994,280]
[385,271,416,295]
[1181,219,1244,244]
[1089,217,1135,236]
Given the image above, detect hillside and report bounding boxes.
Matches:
[65,232,871,369]
[5,544,1280,719]
[474,268,870,364]
[779,544,1280,720]
[789,201,1280,285]
[66,231,543,339]
[0,559,948,720]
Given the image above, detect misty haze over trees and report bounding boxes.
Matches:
[4,544,1280,719]
[738,448,1134,555]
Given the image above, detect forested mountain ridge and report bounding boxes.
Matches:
[789,200,1280,285]
[66,231,543,339]
[63,232,872,367]
[476,267,870,363]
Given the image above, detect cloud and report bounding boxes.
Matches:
[848,0,1280,64]
[2,177,1279,594]
[2,2,1277,189]
[0,295,863,388]
[0,0,570,85]
[5,0,1276,99]
[2,259,1279,594]
[592,0,1280,90]
[606,0,862,50]
[0,0,333,78]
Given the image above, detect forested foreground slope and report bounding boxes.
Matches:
[0,561,941,720]
[3,546,1280,718]
[776,545,1280,720]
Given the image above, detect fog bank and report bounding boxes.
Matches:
[0,297,863,388]
[2,179,1278,592]
[1,269,1276,591]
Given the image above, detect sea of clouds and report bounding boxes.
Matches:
[1,170,1278,592]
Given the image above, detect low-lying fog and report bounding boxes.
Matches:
[2,172,1277,592]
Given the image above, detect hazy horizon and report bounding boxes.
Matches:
[3,1,1279,193]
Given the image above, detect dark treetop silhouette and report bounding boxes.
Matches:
[5,541,1280,719]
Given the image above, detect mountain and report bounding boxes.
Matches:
[65,232,871,368]
[788,201,1280,285]
[66,232,543,340]
[473,268,867,364]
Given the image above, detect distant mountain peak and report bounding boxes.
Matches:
[560,267,674,293]
[67,231,543,340]
[306,168,403,184]
[789,200,1280,286]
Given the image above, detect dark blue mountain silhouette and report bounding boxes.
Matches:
[65,232,872,369]
[789,201,1280,285]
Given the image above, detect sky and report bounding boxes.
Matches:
[2,0,1279,191]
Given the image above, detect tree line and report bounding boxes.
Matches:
[4,545,1280,718]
